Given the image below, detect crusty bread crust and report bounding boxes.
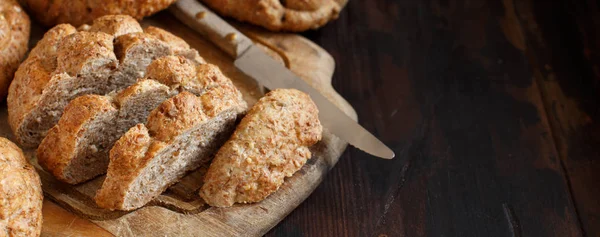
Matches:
[200,0,348,32]
[20,0,177,27]
[7,15,203,148]
[37,80,172,184]
[200,89,322,207]
[37,56,234,184]
[37,94,117,184]
[0,0,30,101]
[144,26,205,64]
[0,137,43,236]
[96,84,247,210]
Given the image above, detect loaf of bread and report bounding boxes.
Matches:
[8,15,202,148]
[200,89,322,207]
[95,82,247,210]
[37,80,172,184]
[38,56,235,184]
[0,137,43,236]
[0,0,30,101]
[20,0,176,27]
[199,0,348,32]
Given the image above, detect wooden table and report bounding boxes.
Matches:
[35,0,598,236]
[266,0,599,236]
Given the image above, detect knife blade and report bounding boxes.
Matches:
[170,0,395,159]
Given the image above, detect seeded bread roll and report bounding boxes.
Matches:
[200,89,322,207]
[199,0,348,32]
[0,137,43,236]
[7,15,203,148]
[0,0,30,101]
[37,56,233,184]
[20,0,177,27]
[95,84,247,211]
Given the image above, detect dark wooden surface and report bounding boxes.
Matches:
[266,0,600,236]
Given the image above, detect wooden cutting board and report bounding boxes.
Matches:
[11,12,356,237]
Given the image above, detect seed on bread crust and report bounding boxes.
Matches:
[200,89,322,207]
[20,0,177,27]
[8,15,205,148]
[199,0,348,32]
[0,0,30,101]
[0,137,43,236]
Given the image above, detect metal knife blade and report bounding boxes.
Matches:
[170,0,395,159]
[235,46,395,159]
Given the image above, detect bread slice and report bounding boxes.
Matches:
[37,80,172,184]
[37,56,232,184]
[200,89,322,207]
[0,137,43,236]
[95,84,247,211]
[7,15,202,148]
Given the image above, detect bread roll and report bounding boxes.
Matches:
[21,0,177,27]
[0,0,30,101]
[0,137,43,236]
[199,0,348,32]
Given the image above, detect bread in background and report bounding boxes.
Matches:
[199,0,348,32]
[19,0,177,27]
[0,137,43,236]
[0,0,30,101]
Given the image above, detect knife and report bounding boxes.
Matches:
[170,0,395,159]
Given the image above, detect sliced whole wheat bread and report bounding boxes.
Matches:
[37,80,172,184]
[7,15,203,148]
[37,56,235,184]
[95,84,247,211]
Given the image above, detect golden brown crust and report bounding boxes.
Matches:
[36,79,173,184]
[55,31,117,76]
[144,26,205,63]
[7,15,203,148]
[0,137,43,236]
[8,24,76,140]
[145,86,243,142]
[96,85,247,210]
[144,26,192,53]
[200,89,322,207]
[113,79,169,105]
[37,95,116,184]
[199,0,348,32]
[27,24,78,64]
[36,55,233,185]
[113,31,172,71]
[145,56,197,88]
[20,0,177,27]
[88,14,143,37]
[0,0,30,101]
[146,56,232,92]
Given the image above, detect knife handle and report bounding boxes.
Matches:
[169,0,253,58]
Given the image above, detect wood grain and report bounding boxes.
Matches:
[24,12,355,237]
[267,0,587,236]
[509,0,600,235]
[41,201,112,237]
[17,0,600,235]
